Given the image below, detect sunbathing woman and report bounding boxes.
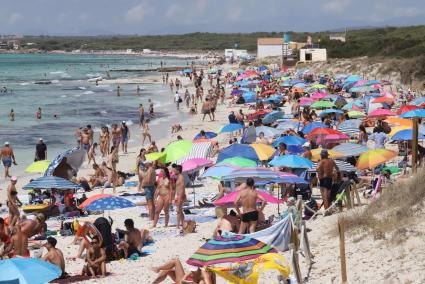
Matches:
[152,257,215,284]
[152,168,172,228]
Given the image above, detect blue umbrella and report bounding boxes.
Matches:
[287,145,304,154]
[23,176,80,190]
[391,129,425,141]
[201,163,241,178]
[194,131,217,140]
[344,75,362,83]
[332,143,368,157]
[263,96,282,104]
[217,144,259,163]
[302,122,328,134]
[338,119,362,129]
[319,109,344,117]
[231,89,243,96]
[258,66,267,71]
[242,91,256,103]
[82,196,136,211]
[219,123,244,134]
[44,147,85,176]
[276,120,300,131]
[262,111,285,124]
[411,97,425,106]
[272,136,307,147]
[269,155,313,168]
[256,176,308,184]
[255,126,281,138]
[0,258,61,284]
[221,167,281,181]
[400,109,425,118]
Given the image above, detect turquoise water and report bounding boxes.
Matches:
[0,53,190,173]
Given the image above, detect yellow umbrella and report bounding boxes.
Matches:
[311,148,343,162]
[145,152,166,163]
[25,160,51,173]
[389,126,411,137]
[356,149,398,170]
[250,143,276,161]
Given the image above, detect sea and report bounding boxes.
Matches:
[0,53,194,175]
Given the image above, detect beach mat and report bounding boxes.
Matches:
[52,272,116,283]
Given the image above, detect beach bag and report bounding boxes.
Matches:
[178,97,183,103]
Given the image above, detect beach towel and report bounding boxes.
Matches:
[242,216,292,252]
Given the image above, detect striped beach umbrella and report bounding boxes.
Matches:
[44,147,85,176]
[176,141,212,164]
[221,167,282,181]
[23,176,80,190]
[187,234,277,267]
[308,160,357,173]
[332,143,368,157]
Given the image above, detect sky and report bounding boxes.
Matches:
[0,0,424,35]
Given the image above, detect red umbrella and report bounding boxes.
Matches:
[397,105,419,115]
[78,194,112,209]
[372,97,394,104]
[306,128,345,139]
[213,187,283,206]
[246,109,272,121]
[261,90,276,95]
[367,109,397,118]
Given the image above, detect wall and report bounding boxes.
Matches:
[299,49,327,62]
[257,45,282,59]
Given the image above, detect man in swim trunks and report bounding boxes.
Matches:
[80,129,91,152]
[235,178,266,234]
[82,235,106,278]
[42,237,66,277]
[0,142,17,179]
[173,165,186,230]
[117,219,143,258]
[317,149,339,211]
[111,124,121,151]
[142,161,156,221]
[139,104,145,126]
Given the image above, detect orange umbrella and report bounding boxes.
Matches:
[385,117,413,127]
[292,87,304,93]
[372,97,394,104]
[356,149,398,170]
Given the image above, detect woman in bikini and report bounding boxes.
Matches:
[7,177,21,228]
[142,119,152,145]
[152,168,172,228]
[111,124,121,150]
[99,127,109,157]
[136,149,146,192]
[107,146,119,172]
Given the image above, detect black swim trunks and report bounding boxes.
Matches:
[241,211,259,223]
[319,177,333,190]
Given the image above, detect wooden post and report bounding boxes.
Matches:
[412,117,419,173]
[338,218,348,283]
[290,243,302,284]
[301,221,313,268]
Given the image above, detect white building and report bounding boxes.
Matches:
[329,33,346,42]
[299,48,327,62]
[257,38,283,59]
[224,49,249,62]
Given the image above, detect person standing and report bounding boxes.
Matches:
[0,142,17,179]
[184,89,190,108]
[9,109,14,121]
[201,98,212,122]
[121,121,130,154]
[317,150,339,211]
[34,138,47,161]
[152,168,172,228]
[148,99,155,118]
[86,125,94,146]
[136,85,141,96]
[136,149,146,192]
[36,107,42,120]
[142,161,156,221]
[111,124,121,150]
[139,104,145,126]
[142,120,152,145]
[117,85,121,97]
[7,176,22,227]
[174,91,182,110]
[173,165,186,230]
[235,178,266,234]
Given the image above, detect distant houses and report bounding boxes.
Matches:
[329,33,346,42]
[0,39,21,50]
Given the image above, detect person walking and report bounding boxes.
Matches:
[317,150,339,212]
[0,142,17,178]
[34,138,47,161]
[174,91,182,110]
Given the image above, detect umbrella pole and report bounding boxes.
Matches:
[277,184,280,215]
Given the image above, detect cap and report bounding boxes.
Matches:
[320,149,329,157]
[122,121,126,124]
[10,176,17,182]
[302,142,311,148]
[39,138,43,141]
[36,213,46,223]
[4,142,9,145]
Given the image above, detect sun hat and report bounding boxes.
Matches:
[4,142,9,145]
[320,149,329,157]
[302,142,311,148]
[10,176,17,181]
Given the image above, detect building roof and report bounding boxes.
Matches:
[257,38,283,45]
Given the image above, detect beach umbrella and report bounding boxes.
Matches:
[372,97,394,104]
[249,144,276,160]
[269,155,313,168]
[187,234,277,267]
[321,133,350,142]
[302,122,328,134]
[385,117,413,127]
[356,149,398,170]
[310,148,343,161]
[391,129,425,141]
[262,111,285,124]
[286,145,304,154]
[44,146,85,177]
[255,126,281,138]
[410,97,425,106]
[309,83,327,89]
[221,167,282,181]
[292,87,304,93]
[342,102,363,111]
[271,135,306,147]
[276,120,300,131]
[201,164,240,179]
[23,176,80,190]
[78,194,112,208]
[213,188,283,206]
[246,110,271,121]
[219,123,244,134]
[319,109,344,117]
[389,126,411,137]
[397,105,418,115]
[263,96,281,104]
[311,92,327,99]
[306,128,345,139]
[347,110,366,118]
[217,144,259,163]
[25,160,51,173]
[182,158,213,172]
[145,152,166,163]
[367,109,396,118]
[218,157,257,168]
[193,131,217,140]
[164,140,192,163]
[0,258,62,284]
[311,101,335,109]
[261,90,276,96]
[299,97,314,106]
[80,195,136,211]
[337,119,362,136]
[176,141,213,164]
[332,143,368,157]
[399,109,425,118]
[308,160,357,173]
[382,166,401,174]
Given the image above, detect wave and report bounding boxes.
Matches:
[20,82,31,86]
[51,80,60,84]
[83,91,95,95]
[60,95,67,98]
[50,71,65,74]
[100,110,108,115]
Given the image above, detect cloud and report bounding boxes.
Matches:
[8,13,23,24]
[321,0,351,13]
[125,1,152,23]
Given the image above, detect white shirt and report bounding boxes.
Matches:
[174,93,180,102]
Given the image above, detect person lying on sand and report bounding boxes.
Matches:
[152,257,215,284]
[42,237,67,278]
[82,235,106,278]
[214,210,240,237]
[116,218,152,259]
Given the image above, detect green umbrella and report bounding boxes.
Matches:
[145,152,166,163]
[348,110,366,118]
[164,139,193,163]
[310,84,327,89]
[218,157,257,168]
[381,166,401,174]
[311,101,335,109]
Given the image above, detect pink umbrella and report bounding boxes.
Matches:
[182,158,213,172]
[323,134,350,141]
[213,188,283,206]
[300,97,314,105]
[353,79,368,86]
[311,92,326,99]
[367,109,397,118]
